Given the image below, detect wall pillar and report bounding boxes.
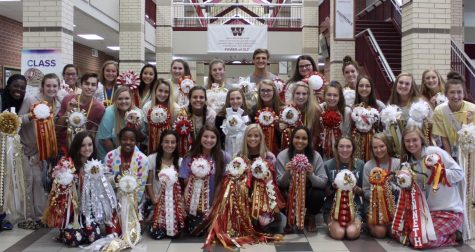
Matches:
[302,0,319,61]
[22,0,74,78]
[119,0,145,73]
[156,0,173,78]
[401,0,451,83]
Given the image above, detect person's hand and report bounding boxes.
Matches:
[284,163,293,172]
[353,185,363,195]
[306,164,315,174]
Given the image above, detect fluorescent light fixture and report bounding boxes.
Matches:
[0,0,21,2]
[148,62,156,65]
[232,61,241,64]
[78,34,104,40]
[318,63,325,66]
[107,46,120,51]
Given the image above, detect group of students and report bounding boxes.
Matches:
[0,48,474,250]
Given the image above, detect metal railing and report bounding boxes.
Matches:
[356,0,401,33]
[355,28,395,101]
[451,40,475,100]
[173,2,302,28]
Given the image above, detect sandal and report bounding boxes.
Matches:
[306,215,317,233]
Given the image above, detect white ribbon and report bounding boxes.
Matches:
[189,179,204,216]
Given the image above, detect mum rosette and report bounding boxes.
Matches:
[117,69,141,107]
[0,109,25,219]
[392,164,436,248]
[197,157,282,251]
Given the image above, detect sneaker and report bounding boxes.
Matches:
[1,220,13,230]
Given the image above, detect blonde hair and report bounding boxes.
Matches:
[99,60,119,85]
[112,86,135,140]
[388,72,420,106]
[370,133,395,161]
[150,78,177,122]
[400,126,427,162]
[420,69,445,101]
[292,81,318,129]
[240,124,268,159]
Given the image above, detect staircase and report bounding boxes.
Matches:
[355,20,401,77]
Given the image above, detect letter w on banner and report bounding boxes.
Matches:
[208,25,268,53]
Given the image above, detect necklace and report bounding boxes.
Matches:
[104,85,115,106]
[78,94,94,119]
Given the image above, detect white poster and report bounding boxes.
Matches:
[208,25,267,53]
[21,49,63,86]
[335,0,354,40]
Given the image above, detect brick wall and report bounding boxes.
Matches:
[73,42,117,76]
[0,16,22,88]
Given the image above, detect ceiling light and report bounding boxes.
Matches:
[78,34,104,40]
[107,46,120,51]
[0,0,21,2]
[148,62,156,65]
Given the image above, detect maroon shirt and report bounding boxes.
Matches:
[57,93,105,153]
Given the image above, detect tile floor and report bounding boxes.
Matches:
[2,215,475,252]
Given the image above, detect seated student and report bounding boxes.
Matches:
[362,133,400,238]
[105,127,149,221]
[276,126,327,232]
[323,136,364,240]
[178,125,230,234]
[395,126,465,248]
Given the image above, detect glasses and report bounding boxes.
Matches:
[298,64,312,69]
[260,89,274,94]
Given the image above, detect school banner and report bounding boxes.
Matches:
[21,49,63,86]
[208,25,267,53]
[334,0,354,40]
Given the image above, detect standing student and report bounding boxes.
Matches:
[95,60,119,107]
[143,78,179,154]
[362,133,400,238]
[280,81,321,150]
[420,69,445,109]
[285,55,319,103]
[62,64,81,95]
[96,86,145,160]
[138,64,158,108]
[432,71,475,156]
[56,73,105,154]
[323,136,364,240]
[248,49,276,84]
[386,72,425,151]
[170,59,192,108]
[215,88,250,156]
[320,81,351,160]
[250,79,282,155]
[341,56,359,90]
[352,76,384,162]
[206,59,229,113]
[18,73,62,229]
[276,126,327,232]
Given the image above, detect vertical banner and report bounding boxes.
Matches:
[334,0,354,40]
[208,25,267,53]
[21,49,63,86]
